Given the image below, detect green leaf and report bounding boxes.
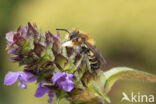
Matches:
[22,36,34,53]
[41,43,54,60]
[63,59,75,73]
[54,54,68,70]
[89,81,111,103]
[56,90,67,104]
[103,67,156,93]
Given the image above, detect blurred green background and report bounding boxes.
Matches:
[0,0,156,104]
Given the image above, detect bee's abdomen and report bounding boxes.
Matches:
[88,51,100,70]
[80,44,100,70]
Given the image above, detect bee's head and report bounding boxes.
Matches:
[56,29,79,41]
[69,30,79,40]
[56,29,80,47]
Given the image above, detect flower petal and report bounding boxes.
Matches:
[19,71,36,82]
[52,72,74,92]
[7,47,21,54]
[48,93,55,103]
[59,80,74,92]
[18,81,27,89]
[6,32,16,42]
[66,73,73,80]
[52,72,66,85]
[4,72,20,85]
[34,85,50,98]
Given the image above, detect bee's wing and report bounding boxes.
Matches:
[84,41,106,65]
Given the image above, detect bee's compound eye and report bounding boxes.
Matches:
[69,32,75,40]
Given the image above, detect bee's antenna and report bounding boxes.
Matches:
[56,29,70,33]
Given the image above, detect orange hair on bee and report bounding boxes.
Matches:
[79,32,95,46]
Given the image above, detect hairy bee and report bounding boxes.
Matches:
[56,29,106,71]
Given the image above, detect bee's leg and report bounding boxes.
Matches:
[73,54,85,74]
[68,51,77,60]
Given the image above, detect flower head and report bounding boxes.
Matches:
[4,23,95,104]
[52,72,74,92]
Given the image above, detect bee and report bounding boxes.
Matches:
[56,29,106,71]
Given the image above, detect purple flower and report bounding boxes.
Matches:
[34,81,50,98]
[52,72,74,92]
[48,93,55,103]
[7,47,21,54]
[6,32,18,49]
[6,32,17,42]
[4,71,36,89]
[34,82,55,104]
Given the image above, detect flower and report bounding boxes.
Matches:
[4,71,36,88]
[52,72,74,92]
[48,93,55,103]
[4,23,95,104]
[5,32,17,42]
[34,81,50,97]
[7,47,21,54]
[34,81,55,104]
[5,32,18,49]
